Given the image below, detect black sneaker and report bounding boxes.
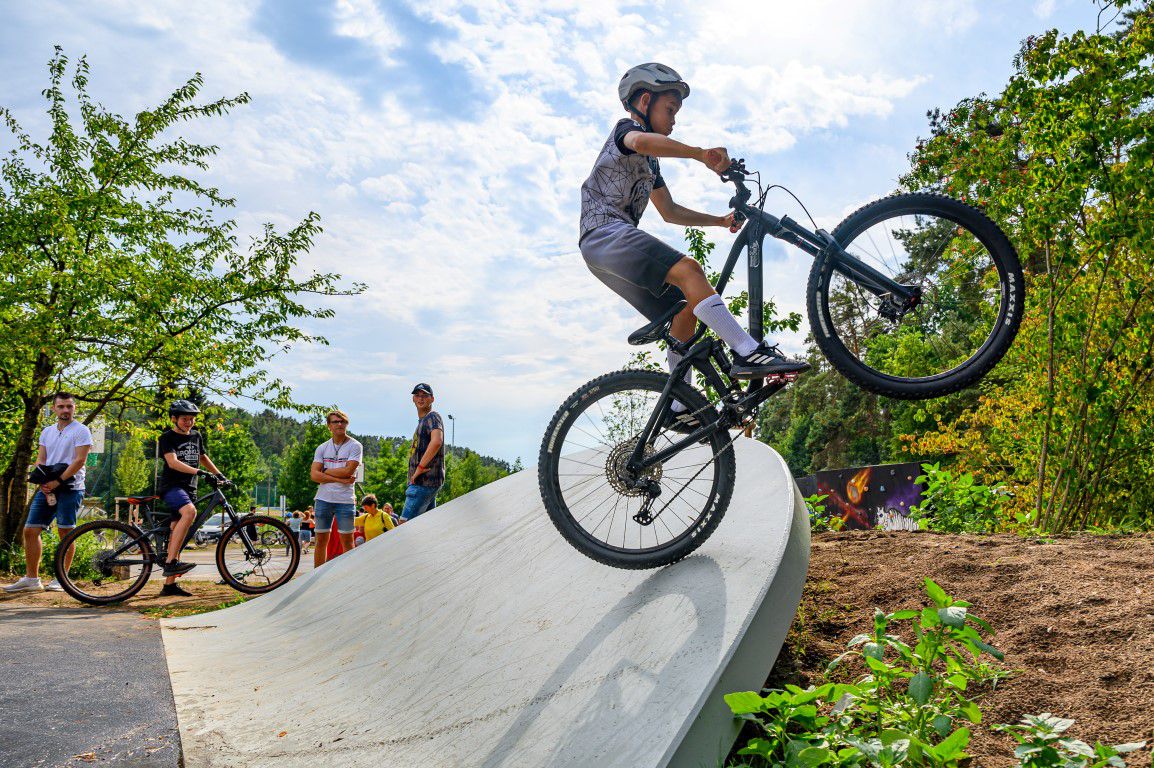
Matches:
[159,582,193,597]
[730,342,811,379]
[162,560,196,577]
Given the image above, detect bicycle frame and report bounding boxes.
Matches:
[625,168,913,476]
[107,484,257,568]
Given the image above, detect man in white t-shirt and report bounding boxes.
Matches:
[309,409,362,568]
[4,392,93,593]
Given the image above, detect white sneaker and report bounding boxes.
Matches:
[3,576,44,593]
[44,579,65,592]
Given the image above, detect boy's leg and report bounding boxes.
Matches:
[335,504,355,555]
[22,526,42,579]
[166,504,196,585]
[55,489,83,576]
[664,257,757,355]
[312,501,334,568]
[21,490,53,578]
[400,485,437,522]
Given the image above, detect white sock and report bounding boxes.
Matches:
[666,346,695,413]
[692,296,758,356]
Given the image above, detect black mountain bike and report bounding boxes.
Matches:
[539,160,1023,569]
[55,472,300,605]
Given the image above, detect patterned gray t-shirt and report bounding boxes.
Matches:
[579,119,666,242]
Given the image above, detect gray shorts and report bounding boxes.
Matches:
[580,220,686,322]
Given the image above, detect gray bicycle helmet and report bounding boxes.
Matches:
[618,62,690,112]
[168,399,201,416]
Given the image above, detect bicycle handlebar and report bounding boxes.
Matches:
[197,470,233,489]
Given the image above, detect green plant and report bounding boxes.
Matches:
[726,578,1004,767]
[807,494,845,533]
[909,463,1009,533]
[143,595,248,619]
[994,713,1146,768]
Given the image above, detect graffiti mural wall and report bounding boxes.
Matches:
[795,462,926,531]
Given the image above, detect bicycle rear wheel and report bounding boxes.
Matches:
[538,370,736,570]
[807,193,1023,399]
[54,520,155,605]
[215,515,299,594]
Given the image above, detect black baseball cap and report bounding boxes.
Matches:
[411,383,434,396]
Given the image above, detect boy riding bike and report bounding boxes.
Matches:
[579,62,809,428]
[157,400,230,596]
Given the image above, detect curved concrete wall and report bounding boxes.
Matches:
[162,438,809,767]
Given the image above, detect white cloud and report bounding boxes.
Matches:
[0,0,1098,459]
[332,0,403,64]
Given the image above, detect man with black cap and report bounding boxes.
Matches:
[400,383,445,522]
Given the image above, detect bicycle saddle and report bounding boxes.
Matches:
[126,495,159,504]
[627,300,687,346]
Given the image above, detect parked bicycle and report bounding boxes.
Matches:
[54,472,300,605]
[539,160,1023,569]
[260,528,290,547]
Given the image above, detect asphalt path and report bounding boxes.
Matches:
[0,607,180,767]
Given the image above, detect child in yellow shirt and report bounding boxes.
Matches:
[354,494,394,544]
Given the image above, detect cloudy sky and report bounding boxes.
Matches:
[1,0,1105,463]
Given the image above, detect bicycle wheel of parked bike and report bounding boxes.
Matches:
[215,515,299,594]
[54,519,155,605]
[807,193,1023,400]
[260,529,286,547]
[539,370,736,570]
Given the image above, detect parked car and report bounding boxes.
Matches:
[193,513,226,546]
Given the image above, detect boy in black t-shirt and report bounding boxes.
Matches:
[157,400,227,596]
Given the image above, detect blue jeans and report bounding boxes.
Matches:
[401,484,439,521]
[26,488,84,529]
[313,500,356,534]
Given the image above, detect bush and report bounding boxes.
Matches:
[909,462,1008,533]
[727,578,1003,767]
[725,580,1146,767]
[995,713,1146,768]
[806,494,845,533]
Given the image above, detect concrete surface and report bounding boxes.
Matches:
[0,607,181,768]
[162,438,809,768]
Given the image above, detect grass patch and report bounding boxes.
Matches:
[142,595,248,619]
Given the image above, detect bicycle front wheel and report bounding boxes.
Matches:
[215,515,299,594]
[807,193,1023,399]
[538,370,736,570]
[54,520,155,605]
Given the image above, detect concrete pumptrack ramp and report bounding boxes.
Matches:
[162,438,810,768]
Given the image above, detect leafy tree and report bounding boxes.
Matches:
[361,441,408,509]
[0,49,361,546]
[899,6,1154,530]
[113,435,150,498]
[202,422,264,507]
[277,422,330,512]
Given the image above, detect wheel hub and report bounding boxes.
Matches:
[93,549,116,578]
[606,438,662,497]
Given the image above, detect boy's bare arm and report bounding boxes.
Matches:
[650,186,735,228]
[622,132,730,173]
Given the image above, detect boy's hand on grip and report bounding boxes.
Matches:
[702,147,730,174]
